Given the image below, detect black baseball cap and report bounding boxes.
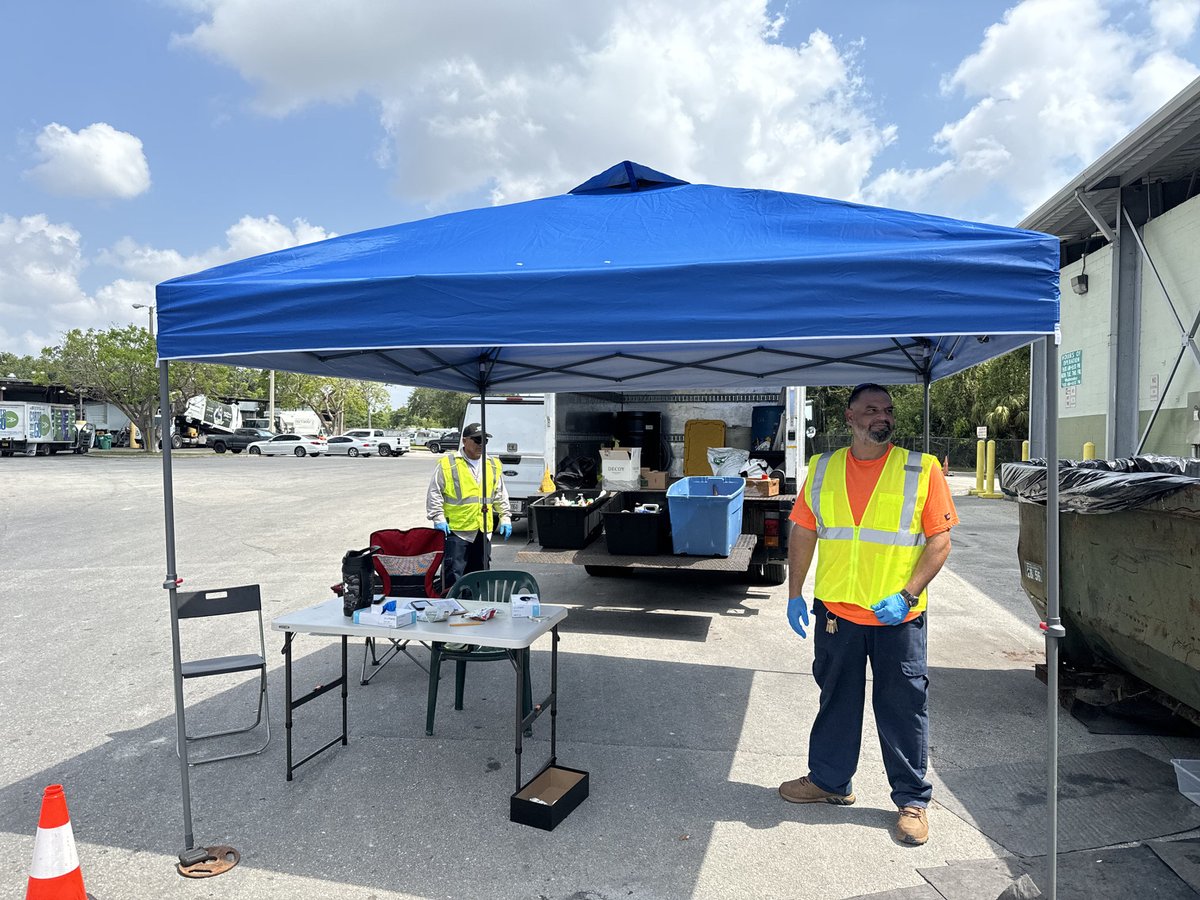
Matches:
[462,423,492,440]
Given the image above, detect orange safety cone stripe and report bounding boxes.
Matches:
[37,785,70,830]
[26,784,90,900]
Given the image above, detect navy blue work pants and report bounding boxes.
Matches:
[807,599,932,808]
[441,531,491,593]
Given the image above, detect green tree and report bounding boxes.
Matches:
[0,352,41,380]
[401,388,469,429]
[50,327,159,450]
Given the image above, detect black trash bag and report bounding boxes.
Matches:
[340,545,378,616]
[554,454,598,490]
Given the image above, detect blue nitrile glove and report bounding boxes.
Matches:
[434,521,451,535]
[786,596,810,638]
[499,523,512,540]
[871,593,909,626]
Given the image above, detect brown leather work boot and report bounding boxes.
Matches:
[778,775,855,806]
[895,806,929,844]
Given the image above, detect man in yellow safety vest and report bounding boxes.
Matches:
[777,384,958,847]
[425,422,512,591]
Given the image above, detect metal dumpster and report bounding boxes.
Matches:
[1002,456,1200,716]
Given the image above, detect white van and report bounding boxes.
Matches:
[462,395,548,521]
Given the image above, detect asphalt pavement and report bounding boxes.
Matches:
[1,450,1197,899]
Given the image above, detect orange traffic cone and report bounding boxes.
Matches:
[26,784,90,900]
[942,455,951,476]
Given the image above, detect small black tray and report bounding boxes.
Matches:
[510,763,589,831]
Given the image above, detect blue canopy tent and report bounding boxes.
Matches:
[155,162,1067,893]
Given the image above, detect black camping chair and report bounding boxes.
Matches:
[425,570,538,736]
[176,585,270,765]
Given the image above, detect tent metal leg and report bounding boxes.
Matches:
[160,360,203,864]
[1043,335,1063,899]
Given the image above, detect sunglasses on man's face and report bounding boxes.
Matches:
[466,435,484,444]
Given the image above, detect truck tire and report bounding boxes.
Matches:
[294,447,306,457]
[171,434,183,449]
[426,442,440,454]
[249,446,261,455]
[378,444,392,457]
[584,565,625,577]
[213,441,227,453]
[757,562,788,585]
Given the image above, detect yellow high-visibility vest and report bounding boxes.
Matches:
[440,454,504,533]
[804,447,937,612]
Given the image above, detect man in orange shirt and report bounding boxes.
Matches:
[778,384,957,846]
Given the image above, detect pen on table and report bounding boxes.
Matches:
[449,621,484,626]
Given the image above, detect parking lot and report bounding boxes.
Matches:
[2,451,1198,899]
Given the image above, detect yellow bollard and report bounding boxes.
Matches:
[1021,439,1030,461]
[1082,441,1095,460]
[968,440,986,495]
[980,439,1004,499]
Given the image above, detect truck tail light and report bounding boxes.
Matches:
[764,512,780,548]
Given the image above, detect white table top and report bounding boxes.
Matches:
[272,597,567,650]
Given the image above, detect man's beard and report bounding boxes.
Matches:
[867,422,893,444]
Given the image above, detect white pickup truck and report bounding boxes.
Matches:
[342,428,411,457]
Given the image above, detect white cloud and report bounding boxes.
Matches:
[865,0,1200,218]
[24,123,152,200]
[0,213,334,355]
[178,0,893,206]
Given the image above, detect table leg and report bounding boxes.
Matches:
[283,632,294,781]
[550,625,559,763]
[341,636,348,746]
[515,647,525,794]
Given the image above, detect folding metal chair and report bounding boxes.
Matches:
[360,527,444,684]
[176,584,270,765]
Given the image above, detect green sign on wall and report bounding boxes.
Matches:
[1061,349,1082,387]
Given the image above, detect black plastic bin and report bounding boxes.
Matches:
[530,490,615,550]
[603,490,671,555]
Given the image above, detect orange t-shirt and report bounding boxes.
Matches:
[789,446,958,625]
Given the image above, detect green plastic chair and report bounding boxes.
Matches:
[425,570,539,736]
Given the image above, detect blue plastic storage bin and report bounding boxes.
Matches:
[666,476,745,556]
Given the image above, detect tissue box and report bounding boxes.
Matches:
[510,593,541,618]
[639,468,667,490]
[353,606,417,628]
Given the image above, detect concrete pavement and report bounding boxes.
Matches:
[0,454,1197,899]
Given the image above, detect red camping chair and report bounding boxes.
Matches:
[359,527,445,684]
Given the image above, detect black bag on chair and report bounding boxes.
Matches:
[341,546,378,616]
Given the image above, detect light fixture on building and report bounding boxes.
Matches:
[1071,252,1088,295]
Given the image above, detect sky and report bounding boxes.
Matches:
[3,0,1200,406]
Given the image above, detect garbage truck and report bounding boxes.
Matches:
[486,389,806,583]
[0,402,80,456]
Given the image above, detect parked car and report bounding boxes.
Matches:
[341,428,410,456]
[325,434,377,457]
[211,427,276,454]
[425,430,461,453]
[247,433,327,457]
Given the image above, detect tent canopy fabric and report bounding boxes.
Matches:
[156,161,1060,391]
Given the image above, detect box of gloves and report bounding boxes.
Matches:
[353,598,417,628]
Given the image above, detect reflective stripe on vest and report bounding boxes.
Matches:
[440,454,503,532]
[805,446,934,611]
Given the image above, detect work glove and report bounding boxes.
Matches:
[434,521,451,535]
[499,523,512,540]
[786,596,810,639]
[871,593,909,626]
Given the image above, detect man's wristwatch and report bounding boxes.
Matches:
[900,589,919,608]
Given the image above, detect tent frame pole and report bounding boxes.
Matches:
[159,361,206,866]
[922,376,931,454]
[1043,335,1063,899]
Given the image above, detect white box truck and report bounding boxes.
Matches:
[469,389,806,583]
[0,402,81,456]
